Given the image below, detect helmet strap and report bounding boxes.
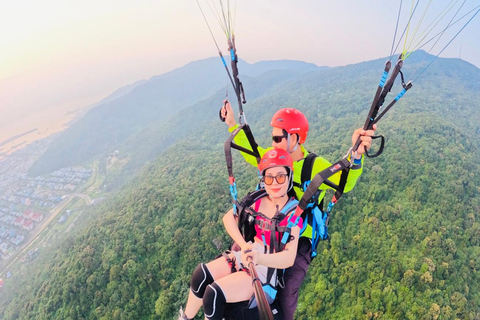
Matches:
[287,169,293,193]
[286,133,298,153]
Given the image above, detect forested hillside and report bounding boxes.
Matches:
[1,52,480,319]
[28,58,319,177]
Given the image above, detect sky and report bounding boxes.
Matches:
[1,0,479,145]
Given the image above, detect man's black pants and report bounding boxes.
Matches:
[277,237,312,320]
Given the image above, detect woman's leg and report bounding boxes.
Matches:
[203,271,254,320]
[183,254,236,319]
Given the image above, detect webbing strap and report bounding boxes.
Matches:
[289,152,351,257]
[280,215,301,246]
[297,158,351,214]
[311,207,329,257]
[300,153,316,188]
[355,55,412,158]
[332,160,350,203]
[222,251,237,273]
[372,81,413,126]
[259,198,298,285]
[237,190,267,241]
[364,135,385,158]
[368,58,403,125]
[224,124,260,215]
[293,152,318,190]
[228,37,246,121]
[225,124,260,180]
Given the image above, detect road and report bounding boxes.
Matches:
[0,193,93,277]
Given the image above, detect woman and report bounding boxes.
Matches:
[178,148,303,320]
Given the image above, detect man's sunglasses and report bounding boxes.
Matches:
[272,133,287,143]
[263,173,288,185]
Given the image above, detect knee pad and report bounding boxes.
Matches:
[203,282,226,320]
[190,263,214,298]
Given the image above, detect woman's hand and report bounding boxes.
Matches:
[242,243,262,266]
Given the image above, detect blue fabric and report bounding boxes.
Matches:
[311,206,328,257]
[379,70,388,87]
[395,88,407,101]
[247,284,277,309]
[221,55,227,67]
[230,182,238,215]
[281,215,301,245]
[278,200,300,245]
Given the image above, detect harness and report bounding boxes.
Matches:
[293,153,330,258]
[237,190,299,252]
[236,189,300,292]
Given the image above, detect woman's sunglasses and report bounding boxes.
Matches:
[263,173,288,185]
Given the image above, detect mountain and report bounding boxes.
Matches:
[28,58,322,177]
[1,51,480,319]
[93,79,148,107]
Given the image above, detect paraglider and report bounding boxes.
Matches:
[185,1,480,319]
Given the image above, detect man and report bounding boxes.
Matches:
[221,101,376,320]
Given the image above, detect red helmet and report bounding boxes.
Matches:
[270,108,309,144]
[258,148,293,174]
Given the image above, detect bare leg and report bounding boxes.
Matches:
[215,271,254,303]
[184,254,236,319]
[184,290,202,319]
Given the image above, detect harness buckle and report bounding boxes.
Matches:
[344,147,357,167]
[222,251,237,273]
[239,112,247,126]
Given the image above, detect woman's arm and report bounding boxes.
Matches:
[223,208,250,250]
[248,226,300,269]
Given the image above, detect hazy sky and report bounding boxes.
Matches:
[1,0,479,142]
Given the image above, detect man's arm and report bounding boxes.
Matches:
[309,154,363,193]
[227,124,269,167]
[223,100,268,167]
[309,123,376,194]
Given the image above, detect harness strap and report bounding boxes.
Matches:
[258,198,299,286]
[365,135,385,158]
[354,55,412,158]
[237,193,299,287]
[293,152,317,190]
[224,123,260,216]
[289,158,352,257]
[301,153,316,188]
[332,160,350,204]
[228,37,247,123]
[310,207,328,257]
[368,56,403,126]
[297,158,351,212]
[222,251,237,273]
[237,189,267,238]
[254,198,261,211]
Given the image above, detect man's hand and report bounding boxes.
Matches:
[351,124,377,157]
[221,100,237,128]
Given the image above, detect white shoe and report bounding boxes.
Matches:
[177,307,189,320]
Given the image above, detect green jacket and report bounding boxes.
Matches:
[229,124,364,239]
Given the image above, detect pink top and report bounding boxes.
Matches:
[253,198,303,247]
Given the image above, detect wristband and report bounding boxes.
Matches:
[353,157,362,165]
